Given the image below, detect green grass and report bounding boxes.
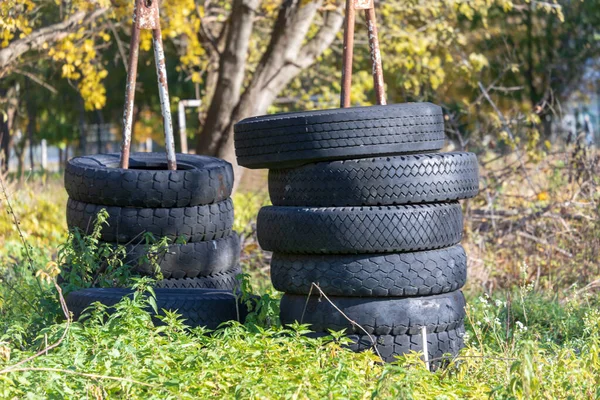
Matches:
[1,174,600,399]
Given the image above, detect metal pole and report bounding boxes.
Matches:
[119,3,141,169]
[364,7,386,105]
[119,0,176,170]
[152,28,176,170]
[178,99,201,154]
[178,101,188,153]
[340,0,356,108]
[340,0,386,108]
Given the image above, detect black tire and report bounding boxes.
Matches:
[268,152,479,206]
[309,323,465,364]
[270,245,467,297]
[154,265,242,289]
[257,203,463,254]
[125,234,240,279]
[280,290,465,335]
[66,288,249,329]
[67,198,234,244]
[65,153,233,208]
[234,103,445,169]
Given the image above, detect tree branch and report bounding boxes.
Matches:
[295,9,344,69]
[196,0,260,155]
[0,9,108,75]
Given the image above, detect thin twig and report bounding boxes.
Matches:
[516,231,573,258]
[14,69,58,94]
[109,21,128,73]
[478,81,538,193]
[0,175,42,290]
[0,280,72,374]
[0,174,74,374]
[309,283,383,360]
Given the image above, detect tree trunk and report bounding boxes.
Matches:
[196,0,260,157]
[196,0,344,187]
[0,84,19,172]
[0,115,10,173]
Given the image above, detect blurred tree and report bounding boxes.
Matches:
[1,0,598,178]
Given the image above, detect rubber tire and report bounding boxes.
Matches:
[257,203,463,254]
[308,323,465,364]
[268,152,479,206]
[234,103,445,169]
[124,234,240,279]
[154,265,242,289]
[67,198,234,244]
[65,153,233,208]
[280,290,465,335]
[270,245,467,297]
[66,288,249,329]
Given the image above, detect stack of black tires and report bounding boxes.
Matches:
[235,103,479,362]
[63,152,249,328]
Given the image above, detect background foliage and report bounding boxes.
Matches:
[1,0,600,398]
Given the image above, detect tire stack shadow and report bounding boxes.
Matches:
[63,152,249,328]
[235,103,479,363]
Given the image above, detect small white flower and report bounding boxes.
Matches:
[515,321,527,332]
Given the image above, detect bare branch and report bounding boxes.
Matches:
[14,69,58,94]
[0,9,108,75]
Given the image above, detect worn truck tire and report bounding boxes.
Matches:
[154,265,242,289]
[234,103,445,169]
[65,153,233,208]
[66,288,249,329]
[257,203,463,254]
[309,324,465,364]
[66,198,234,244]
[123,234,240,279]
[280,290,465,335]
[270,245,467,297]
[268,152,479,206]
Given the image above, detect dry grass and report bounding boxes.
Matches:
[463,147,599,296]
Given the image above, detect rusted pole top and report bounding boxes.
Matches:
[120,0,177,170]
[340,0,386,108]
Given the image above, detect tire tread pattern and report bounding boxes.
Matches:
[280,290,466,335]
[234,103,445,169]
[312,324,465,363]
[66,288,248,329]
[257,203,463,254]
[270,246,467,296]
[67,198,234,244]
[269,152,479,206]
[155,266,242,289]
[65,153,233,208]
[124,234,240,279]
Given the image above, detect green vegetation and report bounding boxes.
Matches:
[1,153,599,398]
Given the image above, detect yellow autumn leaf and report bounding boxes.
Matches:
[537,192,550,201]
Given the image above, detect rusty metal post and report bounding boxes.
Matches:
[120,0,176,170]
[340,0,386,108]
[340,0,356,108]
[364,7,386,105]
[152,28,176,170]
[119,3,141,169]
